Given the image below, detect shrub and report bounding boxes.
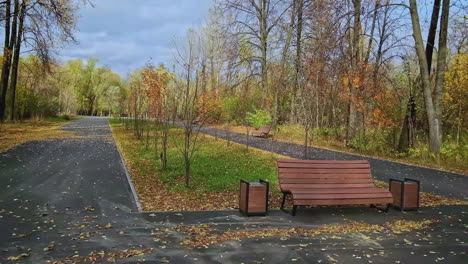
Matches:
[222,96,241,123]
[440,143,467,160]
[246,109,272,129]
[348,135,370,152]
[196,92,224,123]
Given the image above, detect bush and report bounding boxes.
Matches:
[348,135,370,152]
[62,114,71,120]
[222,96,241,123]
[313,127,333,138]
[246,109,272,129]
[440,143,467,160]
[196,92,224,124]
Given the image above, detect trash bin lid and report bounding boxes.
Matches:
[249,182,264,186]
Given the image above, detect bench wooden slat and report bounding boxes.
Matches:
[293,198,393,206]
[293,193,392,199]
[280,178,373,184]
[281,183,375,191]
[278,163,370,169]
[277,159,369,164]
[279,173,371,179]
[290,188,389,194]
[278,168,371,174]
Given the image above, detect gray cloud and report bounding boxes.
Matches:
[60,0,213,76]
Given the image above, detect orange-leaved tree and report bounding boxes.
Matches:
[195,91,224,124]
[141,64,173,168]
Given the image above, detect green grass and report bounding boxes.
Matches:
[109,118,282,194]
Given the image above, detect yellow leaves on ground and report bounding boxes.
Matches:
[386,219,439,234]
[7,253,30,261]
[0,120,77,152]
[173,219,439,248]
[50,248,153,263]
[419,192,468,207]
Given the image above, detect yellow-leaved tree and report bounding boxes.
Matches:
[444,54,467,145]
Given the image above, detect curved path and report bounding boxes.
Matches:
[192,125,468,200]
[0,117,466,263]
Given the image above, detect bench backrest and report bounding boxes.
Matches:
[277,159,375,192]
[258,125,271,133]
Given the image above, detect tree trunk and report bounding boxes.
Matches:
[398,96,416,152]
[9,0,25,121]
[347,0,361,141]
[162,120,168,169]
[408,0,448,154]
[0,0,13,121]
[290,0,303,123]
[364,0,380,64]
[432,0,450,151]
[184,154,190,187]
[275,0,296,129]
[259,0,268,104]
[425,0,441,74]
[304,122,309,159]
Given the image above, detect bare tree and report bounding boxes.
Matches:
[174,29,205,187]
[217,0,290,103]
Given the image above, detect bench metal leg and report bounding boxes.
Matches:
[280,193,297,216]
[281,192,287,210]
[371,204,390,213]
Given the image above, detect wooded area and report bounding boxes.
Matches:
[1,0,467,180]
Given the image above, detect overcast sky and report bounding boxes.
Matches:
[59,0,214,76]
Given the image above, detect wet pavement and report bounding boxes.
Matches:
[0,117,467,263]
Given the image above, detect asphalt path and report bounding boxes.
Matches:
[0,117,466,263]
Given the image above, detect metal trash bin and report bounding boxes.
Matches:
[239,179,269,216]
[389,178,420,211]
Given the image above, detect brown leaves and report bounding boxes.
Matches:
[386,219,439,234]
[173,219,440,248]
[51,248,153,263]
[0,120,78,152]
[419,193,468,207]
[7,253,30,261]
[113,124,283,211]
[43,242,56,252]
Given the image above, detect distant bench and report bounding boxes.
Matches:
[277,159,393,215]
[251,125,271,138]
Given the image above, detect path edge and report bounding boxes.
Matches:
[108,119,143,212]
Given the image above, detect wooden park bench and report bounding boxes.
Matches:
[277,159,393,215]
[192,117,201,124]
[251,125,271,138]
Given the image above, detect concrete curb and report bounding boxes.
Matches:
[108,120,143,212]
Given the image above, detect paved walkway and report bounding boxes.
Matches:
[0,117,466,263]
[192,125,468,200]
